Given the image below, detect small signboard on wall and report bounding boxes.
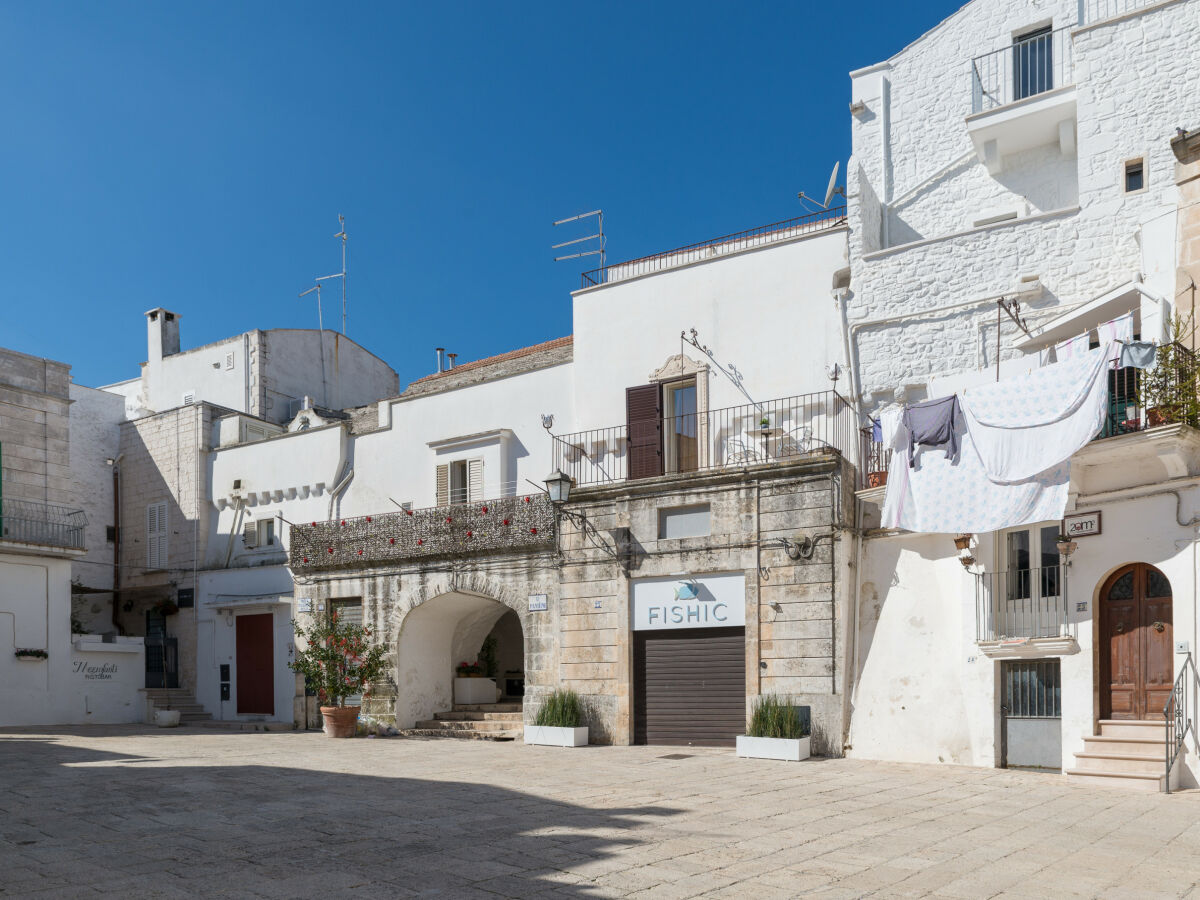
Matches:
[296,598,313,613]
[528,594,548,612]
[1063,511,1101,538]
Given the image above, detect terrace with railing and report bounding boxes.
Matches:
[580,207,847,289]
[552,391,857,489]
[971,25,1074,114]
[0,498,87,552]
[976,565,1068,642]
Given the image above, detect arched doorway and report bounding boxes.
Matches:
[393,591,525,729]
[1099,563,1173,720]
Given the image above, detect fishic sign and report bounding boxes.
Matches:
[632,573,746,631]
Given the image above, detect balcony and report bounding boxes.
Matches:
[0,499,86,553]
[579,208,847,289]
[967,26,1076,174]
[552,391,857,489]
[976,565,1075,656]
[289,494,555,572]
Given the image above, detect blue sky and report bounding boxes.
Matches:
[0,1,963,390]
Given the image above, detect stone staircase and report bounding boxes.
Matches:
[1065,720,1169,791]
[144,688,213,725]
[399,702,523,741]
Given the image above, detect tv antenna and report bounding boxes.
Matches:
[313,214,347,334]
[298,283,330,406]
[797,161,845,212]
[553,209,606,280]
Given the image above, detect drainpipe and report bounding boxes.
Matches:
[326,425,353,521]
[110,454,125,635]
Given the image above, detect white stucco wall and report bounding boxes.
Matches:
[0,552,144,725]
[570,230,848,430]
[846,0,1200,406]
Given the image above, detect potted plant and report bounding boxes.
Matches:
[154,600,179,617]
[524,688,588,747]
[867,470,888,488]
[14,648,48,661]
[736,694,810,761]
[1139,313,1200,428]
[953,534,973,552]
[456,660,483,678]
[1055,534,1077,556]
[289,609,387,738]
[760,415,771,430]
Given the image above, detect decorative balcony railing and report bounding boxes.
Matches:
[1098,341,1199,439]
[976,565,1068,642]
[289,494,555,572]
[0,498,86,551]
[1082,0,1154,24]
[971,26,1074,114]
[553,390,856,489]
[580,208,846,288]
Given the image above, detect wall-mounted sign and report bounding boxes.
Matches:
[72,661,118,681]
[296,598,313,613]
[1063,511,1101,538]
[632,573,746,631]
[528,594,548,612]
[176,588,195,608]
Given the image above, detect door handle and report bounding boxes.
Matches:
[1153,621,1166,633]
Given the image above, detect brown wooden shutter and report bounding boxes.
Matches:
[626,384,663,480]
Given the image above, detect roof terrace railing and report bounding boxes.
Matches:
[580,207,847,288]
[0,498,87,551]
[971,25,1074,114]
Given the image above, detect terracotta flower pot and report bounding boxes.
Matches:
[867,471,888,488]
[1148,407,1169,427]
[953,535,973,551]
[320,705,361,738]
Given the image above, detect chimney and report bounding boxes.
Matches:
[435,347,445,372]
[446,353,457,370]
[146,308,181,362]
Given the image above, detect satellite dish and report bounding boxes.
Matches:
[823,161,841,209]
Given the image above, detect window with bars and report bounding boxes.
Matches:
[1003,659,1061,718]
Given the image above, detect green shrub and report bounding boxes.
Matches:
[533,688,584,728]
[747,694,808,739]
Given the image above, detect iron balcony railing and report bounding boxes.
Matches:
[553,391,856,489]
[1098,341,1198,439]
[0,498,87,550]
[580,208,847,288]
[290,493,555,571]
[858,426,893,490]
[1083,0,1154,23]
[976,565,1068,642]
[971,26,1074,114]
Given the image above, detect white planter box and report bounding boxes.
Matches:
[154,709,182,728]
[524,725,588,747]
[736,735,810,761]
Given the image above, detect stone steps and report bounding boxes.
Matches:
[397,728,519,741]
[415,718,518,731]
[1065,719,1169,791]
[433,710,524,722]
[452,702,523,713]
[145,689,213,723]
[400,703,523,741]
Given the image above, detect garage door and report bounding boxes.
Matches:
[634,626,746,747]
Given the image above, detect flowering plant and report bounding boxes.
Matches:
[14,648,49,659]
[289,611,388,708]
[456,660,483,676]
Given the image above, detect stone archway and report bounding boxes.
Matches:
[393,587,526,729]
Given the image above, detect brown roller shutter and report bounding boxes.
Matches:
[634,627,746,747]
[626,384,663,480]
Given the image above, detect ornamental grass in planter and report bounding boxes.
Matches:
[737,694,810,761]
[290,610,387,738]
[525,688,588,747]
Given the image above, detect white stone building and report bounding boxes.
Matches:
[844,0,1200,789]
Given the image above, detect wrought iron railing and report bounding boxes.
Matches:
[553,391,856,489]
[1097,342,1199,439]
[580,208,847,288]
[290,493,555,571]
[0,498,87,550]
[975,565,1068,642]
[971,26,1074,114]
[859,426,892,489]
[1165,652,1197,794]
[1083,0,1154,23]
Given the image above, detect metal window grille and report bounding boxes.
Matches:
[1003,660,1061,718]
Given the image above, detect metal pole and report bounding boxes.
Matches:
[996,301,1002,382]
[339,214,347,335]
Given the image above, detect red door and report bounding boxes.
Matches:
[236,613,275,715]
[1101,564,1173,720]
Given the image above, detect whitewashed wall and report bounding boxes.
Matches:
[570,230,848,430]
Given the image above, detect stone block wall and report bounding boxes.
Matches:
[0,349,72,506]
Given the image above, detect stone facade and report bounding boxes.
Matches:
[0,348,72,507]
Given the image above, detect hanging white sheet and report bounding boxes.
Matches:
[958,344,1113,483]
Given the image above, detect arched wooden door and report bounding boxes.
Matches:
[1100,564,1173,720]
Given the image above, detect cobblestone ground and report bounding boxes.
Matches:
[3,727,1200,898]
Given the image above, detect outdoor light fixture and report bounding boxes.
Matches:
[544,469,573,504]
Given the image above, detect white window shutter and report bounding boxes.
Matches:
[146,502,167,569]
[435,464,449,507]
[467,458,484,503]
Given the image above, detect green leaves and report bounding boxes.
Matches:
[289,615,388,708]
[747,694,808,739]
[533,688,584,728]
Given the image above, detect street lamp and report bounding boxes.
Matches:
[544,469,573,504]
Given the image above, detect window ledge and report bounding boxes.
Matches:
[861,206,1080,261]
[977,636,1079,658]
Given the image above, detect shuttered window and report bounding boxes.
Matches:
[467,458,484,502]
[436,464,449,506]
[627,384,664,480]
[146,502,168,570]
[437,458,484,505]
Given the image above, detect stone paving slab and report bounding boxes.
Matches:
[2,726,1200,898]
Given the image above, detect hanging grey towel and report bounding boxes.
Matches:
[1118,340,1158,370]
[903,395,962,468]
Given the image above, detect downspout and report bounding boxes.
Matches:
[110,454,125,635]
[326,424,353,521]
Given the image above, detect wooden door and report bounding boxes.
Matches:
[1101,564,1173,720]
[236,613,275,715]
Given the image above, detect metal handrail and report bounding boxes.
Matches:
[970,26,1074,114]
[580,207,847,288]
[0,497,87,550]
[1164,652,1198,794]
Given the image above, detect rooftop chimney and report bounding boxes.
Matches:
[145,308,181,363]
[435,347,445,372]
[446,353,457,370]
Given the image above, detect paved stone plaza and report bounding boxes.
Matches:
[3,727,1200,898]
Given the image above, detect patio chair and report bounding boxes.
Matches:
[724,436,764,466]
[776,426,813,458]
